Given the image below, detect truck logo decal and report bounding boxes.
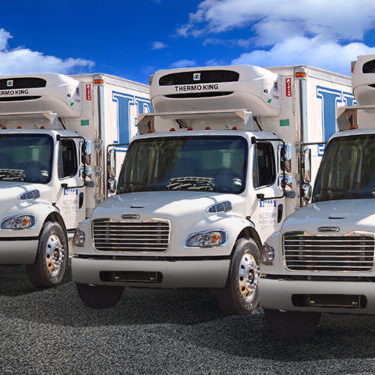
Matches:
[193,72,201,81]
[318,226,340,232]
[6,80,13,87]
[285,78,292,97]
[316,86,356,144]
[121,214,140,220]
[86,84,91,101]
[112,91,153,147]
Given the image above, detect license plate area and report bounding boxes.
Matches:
[100,271,163,283]
[292,294,367,308]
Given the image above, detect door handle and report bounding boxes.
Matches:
[277,204,283,223]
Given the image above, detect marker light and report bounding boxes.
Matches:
[1,126,7,129]
[40,126,45,129]
[94,79,104,84]
[295,72,306,78]
[231,126,238,130]
[187,127,193,131]
[17,126,22,129]
[148,129,155,133]
[169,128,176,131]
[205,126,211,130]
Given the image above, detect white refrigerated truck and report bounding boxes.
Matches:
[72,64,352,313]
[0,73,151,287]
[259,54,375,338]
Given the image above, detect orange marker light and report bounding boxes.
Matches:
[169,128,176,131]
[205,126,211,130]
[211,233,221,244]
[94,79,104,84]
[40,126,45,129]
[187,127,193,131]
[231,126,238,130]
[1,126,7,129]
[295,72,306,78]
[17,126,22,129]
[21,217,30,227]
[148,129,155,133]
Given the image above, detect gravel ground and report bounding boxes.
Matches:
[1,266,375,375]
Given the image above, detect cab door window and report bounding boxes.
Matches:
[253,142,276,188]
[58,140,78,179]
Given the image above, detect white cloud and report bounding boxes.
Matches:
[232,36,375,75]
[0,28,94,74]
[178,0,375,74]
[170,59,196,68]
[152,41,168,50]
[181,0,375,41]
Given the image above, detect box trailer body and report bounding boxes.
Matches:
[71,64,352,313]
[259,54,375,338]
[0,73,150,286]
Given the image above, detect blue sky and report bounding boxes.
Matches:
[0,0,374,83]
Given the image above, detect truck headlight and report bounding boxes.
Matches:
[261,242,275,265]
[1,215,35,230]
[73,228,86,247]
[186,230,226,248]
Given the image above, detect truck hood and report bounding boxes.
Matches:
[0,181,51,214]
[92,191,245,221]
[283,199,375,235]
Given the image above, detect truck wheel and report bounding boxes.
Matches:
[217,238,260,315]
[76,283,124,309]
[26,221,68,287]
[264,309,321,339]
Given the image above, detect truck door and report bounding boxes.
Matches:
[55,138,85,230]
[251,140,286,243]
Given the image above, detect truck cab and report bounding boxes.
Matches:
[71,64,351,313]
[259,54,375,338]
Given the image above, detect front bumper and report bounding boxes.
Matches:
[0,238,38,264]
[72,256,230,288]
[259,275,375,314]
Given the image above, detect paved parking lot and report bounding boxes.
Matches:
[0,265,375,374]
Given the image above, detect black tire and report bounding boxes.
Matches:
[217,238,261,315]
[26,221,68,288]
[76,283,124,309]
[264,309,321,339]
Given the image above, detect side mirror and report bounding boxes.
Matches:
[279,144,292,174]
[107,148,116,179]
[81,140,92,166]
[301,148,311,184]
[301,183,312,203]
[108,178,117,194]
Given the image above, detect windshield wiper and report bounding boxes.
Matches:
[167,176,215,191]
[0,169,25,182]
[117,181,157,194]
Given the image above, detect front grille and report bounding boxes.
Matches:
[283,233,375,271]
[93,220,170,251]
[159,70,239,86]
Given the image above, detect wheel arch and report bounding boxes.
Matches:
[40,211,67,239]
[234,226,262,253]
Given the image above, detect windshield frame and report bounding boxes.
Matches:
[0,133,54,184]
[312,133,375,203]
[117,134,249,195]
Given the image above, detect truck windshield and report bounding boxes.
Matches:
[0,134,53,183]
[313,134,375,202]
[117,136,248,194]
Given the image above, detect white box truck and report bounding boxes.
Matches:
[71,64,352,313]
[0,73,151,287]
[259,54,375,338]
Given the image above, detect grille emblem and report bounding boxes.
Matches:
[6,80,13,87]
[121,214,140,220]
[318,226,340,232]
[193,72,201,81]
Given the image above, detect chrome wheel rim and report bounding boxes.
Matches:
[45,234,64,277]
[238,252,259,302]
